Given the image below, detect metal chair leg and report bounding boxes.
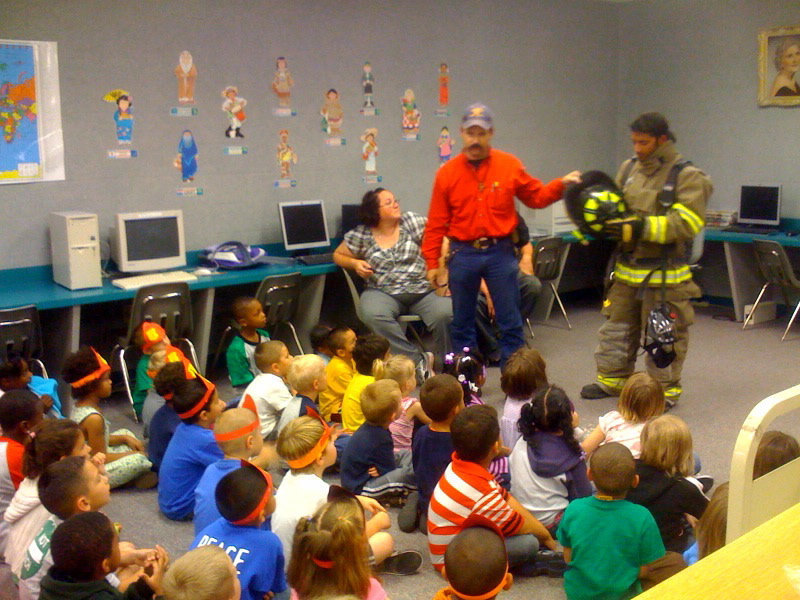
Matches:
[115,345,138,423]
[743,283,770,330]
[526,318,535,339]
[782,300,800,341]
[551,283,572,330]
[285,321,305,355]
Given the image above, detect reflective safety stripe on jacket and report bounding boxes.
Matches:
[613,262,693,286]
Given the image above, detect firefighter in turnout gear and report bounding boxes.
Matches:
[580,113,713,407]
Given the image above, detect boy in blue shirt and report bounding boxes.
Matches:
[191,461,287,600]
[401,374,464,532]
[226,297,270,389]
[340,380,416,498]
[557,442,666,600]
[194,407,275,535]
[158,375,226,520]
[0,354,62,418]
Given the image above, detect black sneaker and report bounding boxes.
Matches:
[398,491,420,533]
[695,475,714,493]
[534,549,567,578]
[665,397,678,411]
[380,550,423,575]
[580,383,613,399]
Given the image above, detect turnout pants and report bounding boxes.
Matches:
[593,278,701,401]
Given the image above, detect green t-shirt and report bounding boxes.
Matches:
[557,496,665,600]
[225,329,270,388]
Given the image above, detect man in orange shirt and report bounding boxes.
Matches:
[422,103,580,365]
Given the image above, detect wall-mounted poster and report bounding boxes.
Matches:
[321,88,345,146]
[361,127,380,183]
[0,40,64,183]
[175,50,197,105]
[401,88,420,140]
[271,56,296,116]
[222,85,247,138]
[360,62,377,116]
[758,26,800,106]
[276,129,298,187]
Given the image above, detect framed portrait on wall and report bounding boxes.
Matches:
[758,26,800,106]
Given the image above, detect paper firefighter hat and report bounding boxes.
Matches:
[563,170,628,239]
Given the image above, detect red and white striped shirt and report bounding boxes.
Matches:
[427,453,522,570]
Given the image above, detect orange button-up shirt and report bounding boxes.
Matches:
[422,148,565,270]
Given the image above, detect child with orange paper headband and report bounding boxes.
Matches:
[273,412,419,574]
[158,371,226,520]
[193,407,277,536]
[191,461,287,600]
[133,322,194,419]
[63,347,154,489]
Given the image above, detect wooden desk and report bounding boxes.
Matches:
[638,501,800,599]
[0,256,337,375]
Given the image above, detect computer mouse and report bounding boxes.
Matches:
[194,268,213,276]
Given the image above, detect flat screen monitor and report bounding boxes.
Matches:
[279,200,331,251]
[738,185,781,227]
[341,204,361,235]
[110,209,186,273]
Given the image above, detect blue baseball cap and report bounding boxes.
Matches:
[461,103,493,130]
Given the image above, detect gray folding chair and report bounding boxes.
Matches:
[0,304,48,377]
[255,272,305,355]
[743,239,800,341]
[532,236,571,330]
[112,282,199,419]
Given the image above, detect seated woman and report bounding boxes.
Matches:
[334,188,452,377]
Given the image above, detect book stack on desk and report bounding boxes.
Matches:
[706,209,736,228]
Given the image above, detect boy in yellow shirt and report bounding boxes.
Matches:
[317,327,356,421]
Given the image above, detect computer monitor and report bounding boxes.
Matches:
[278,200,331,251]
[738,185,782,228]
[110,209,187,273]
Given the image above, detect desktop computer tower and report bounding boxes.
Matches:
[49,212,102,290]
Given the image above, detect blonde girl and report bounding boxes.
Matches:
[499,347,548,448]
[581,372,665,458]
[684,482,729,565]
[287,493,387,600]
[626,415,708,552]
[384,355,431,452]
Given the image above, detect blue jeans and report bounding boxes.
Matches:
[449,239,525,365]
[505,533,541,571]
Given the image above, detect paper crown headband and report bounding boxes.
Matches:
[141,322,167,353]
[69,348,111,388]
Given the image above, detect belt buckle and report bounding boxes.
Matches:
[473,237,491,250]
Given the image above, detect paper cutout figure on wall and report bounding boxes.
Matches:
[438,63,449,107]
[361,128,378,174]
[174,129,198,182]
[221,86,246,138]
[277,129,298,179]
[175,51,197,105]
[437,126,453,165]
[362,62,375,109]
[321,88,344,137]
[272,57,294,108]
[401,88,420,139]
[104,89,133,144]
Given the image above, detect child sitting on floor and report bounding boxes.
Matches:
[385,355,430,453]
[626,415,708,553]
[509,385,591,535]
[226,296,270,389]
[317,327,357,421]
[0,390,44,523]
[191,462,287,600]
[273,414,401,569]
[64,346,154,489]
[402,374,464,534]
[133,322,173,419]
[341,333,390,433]
[557,442,666,600]
[4,419,98,579]
[499,347,548,448]
[0,353,62,418]
[40,512,168,600]
[162,546,240,600]
[193,407,274,535]
[276,354,328,436]
[309,323,333,366]
[158,375,225,520]
[147,362,186,474]
[240,340,294,440]
[581,372,665,459]
[340,380,416,499]
[434,518,514,600]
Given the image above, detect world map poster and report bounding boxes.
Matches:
[0,40,64,184]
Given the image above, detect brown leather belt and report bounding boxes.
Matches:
[454,236,510,250]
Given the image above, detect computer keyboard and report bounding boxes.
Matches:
[722,225,780,235]
[111,270,198,290]
[296,253,335,266]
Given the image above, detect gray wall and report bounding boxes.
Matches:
[615,0,800,213]
[0,0,618,268]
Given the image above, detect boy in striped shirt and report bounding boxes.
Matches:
[427,404,558,574]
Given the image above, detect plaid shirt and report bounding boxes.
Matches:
[344,211,431,295]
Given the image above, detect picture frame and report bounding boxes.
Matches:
[758,25,800,106]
